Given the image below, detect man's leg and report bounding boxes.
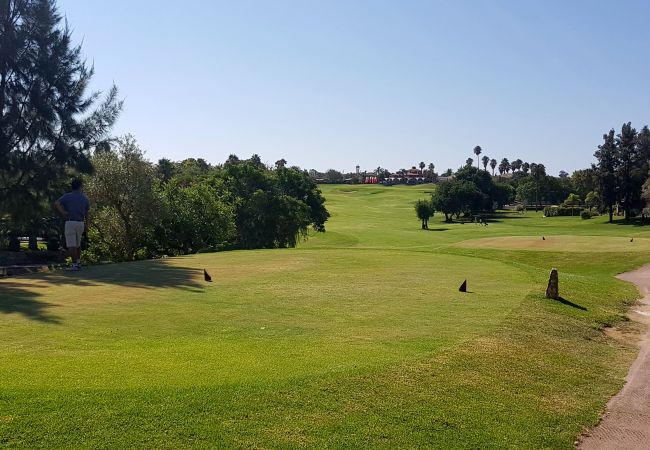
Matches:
[65,246,80,271]
[73,222,84,267]
[64,221,82,270]
[71,247,79,262]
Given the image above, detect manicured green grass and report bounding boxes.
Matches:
[0,184,646,448]
[455,235,650,252]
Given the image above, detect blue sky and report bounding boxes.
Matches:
[57,0,650,175]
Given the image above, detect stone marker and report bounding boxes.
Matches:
[459,280,467,292]
[546,268,559,300]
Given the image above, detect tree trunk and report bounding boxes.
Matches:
[28,236,38,251]
[608,205,613,223]
[8,235,20,252]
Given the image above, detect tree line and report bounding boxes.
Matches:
[82,139,328,262]
[594,123,650,221]
[414,151,593,224]
[416,126,650,225]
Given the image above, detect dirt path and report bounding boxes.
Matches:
[579,265,650,450]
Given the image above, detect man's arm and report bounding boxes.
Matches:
[54,200,68,218]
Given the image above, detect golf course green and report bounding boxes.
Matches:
[1,184,648,448]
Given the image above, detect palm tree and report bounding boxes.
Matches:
[466,158,474,166]
[473,146,482,169]
[428,163,435,178]
[419,161,425,172]
[481,155,490,171]
[512,159,523,172]
[489,158,497,175]
[522,162,530,174]
[530,163,546,210]
[500,158,511,174]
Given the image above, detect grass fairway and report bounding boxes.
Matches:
[455,235,650,252]
[1,185,648,448]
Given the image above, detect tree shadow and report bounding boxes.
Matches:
[436,212,528,225]
[0,287,61,324]
[425,228,450,232]
[0,259,205,324]
[555,296,588,311]
[611,218,648,227]
[480,212,529,223]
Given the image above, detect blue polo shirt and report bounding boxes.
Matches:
[58,191,89,222]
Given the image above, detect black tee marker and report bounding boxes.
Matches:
[459,280,467,292]
[204,269,212,282]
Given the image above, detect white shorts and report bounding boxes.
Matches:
[64,221,85,248]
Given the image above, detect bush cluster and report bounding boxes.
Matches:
[431,166,513,221]
[543,206,584,217]
[81,139,329,262]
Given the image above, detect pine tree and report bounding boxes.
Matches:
[615,122,639,220]
[595,130,617,222]
[0,0,122,224]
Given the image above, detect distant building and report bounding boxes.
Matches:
[389,166,426,183]
[405,167,423,179]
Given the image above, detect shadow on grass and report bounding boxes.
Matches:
[480,212,529,223]
[555,296,588,311]
[0,260,204,324]
[0,287,61,324]
[611,218,649,227]
[436,212,529,225]
[425,228,450,232]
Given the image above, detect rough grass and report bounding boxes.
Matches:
[0,184,645,448]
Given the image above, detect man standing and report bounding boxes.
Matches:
[54,179,90,271]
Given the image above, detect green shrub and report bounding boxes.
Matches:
[580,210,592,220]
[543,206,584,217]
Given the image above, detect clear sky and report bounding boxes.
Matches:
[57,0,650,175]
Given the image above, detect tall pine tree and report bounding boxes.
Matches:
[595,130,617,222]
[0,0,121,225]
[615,122,640,219]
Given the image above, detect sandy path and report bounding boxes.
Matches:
[579,264,650,450]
